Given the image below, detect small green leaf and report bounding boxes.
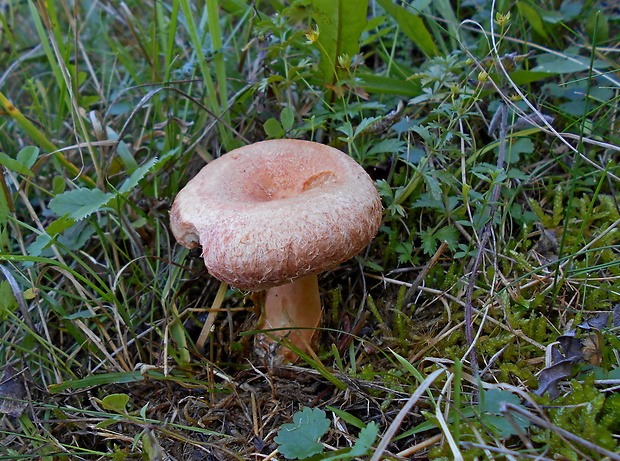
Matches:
[586,10,609,45]
[358,73,422,97]
[47,215,76,236]
[517,2,548,40]
[366,139,407,157]
[49,188,114,221]
[478,389,530,439]
[0,281,18,321]
[0,153,34,176]
[52,176,66,195]
[354,117,381,138]
[422,171,442,201]
[63,310,98,320]
[509,70,556,85]
[108,128,139,170]
[99,393,130,414]
[280,107,294,131]
[326,406,366,430]
[169,313,190,364]
[503,138,534,163]
[16,146,39,169]
[307,421,379,461]
[275,407,330,459]
[264,118,284,138]
[118,157,158,194]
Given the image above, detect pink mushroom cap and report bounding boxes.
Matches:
[170,139,382,291]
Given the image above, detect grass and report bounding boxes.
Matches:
[1,0,620,459]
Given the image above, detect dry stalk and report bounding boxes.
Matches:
[369,368,445,461]
[464,103,509,376]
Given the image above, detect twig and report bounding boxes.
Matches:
[464,103,509,375]
[460,442,554,460]
[397,433,442,457]
[369,369,445,461]
[403,240,448,306]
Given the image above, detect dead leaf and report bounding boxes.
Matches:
[0,367,28,418]
[612,304,620,328]
[578,312,610,330]
[534,228,558,255]
[536,336,584,399]
[581,331,603,366]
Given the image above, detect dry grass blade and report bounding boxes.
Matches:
[370,368,445,461]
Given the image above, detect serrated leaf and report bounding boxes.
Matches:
[49,188,114,220]
[367,139,407,157]
[435,226,459,249]
[275,407,330,459]
[422,171,442,201]
[375,179,393,200]
[27,233,54,257]
[395,241,414,264]
[353,117,381,138]
[419,229,437,256]
[308,422,379,461]
[348,422,379,456]
[16,146,39,169]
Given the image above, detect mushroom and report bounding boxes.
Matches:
[170,139,382,363]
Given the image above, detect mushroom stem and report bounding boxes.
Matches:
[254,274,322,363]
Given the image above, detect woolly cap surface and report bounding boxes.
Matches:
[170,139,382,291]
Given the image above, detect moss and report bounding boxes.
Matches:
[532,377,619,458]
[498,362,536,386]
[514,312,553,345]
